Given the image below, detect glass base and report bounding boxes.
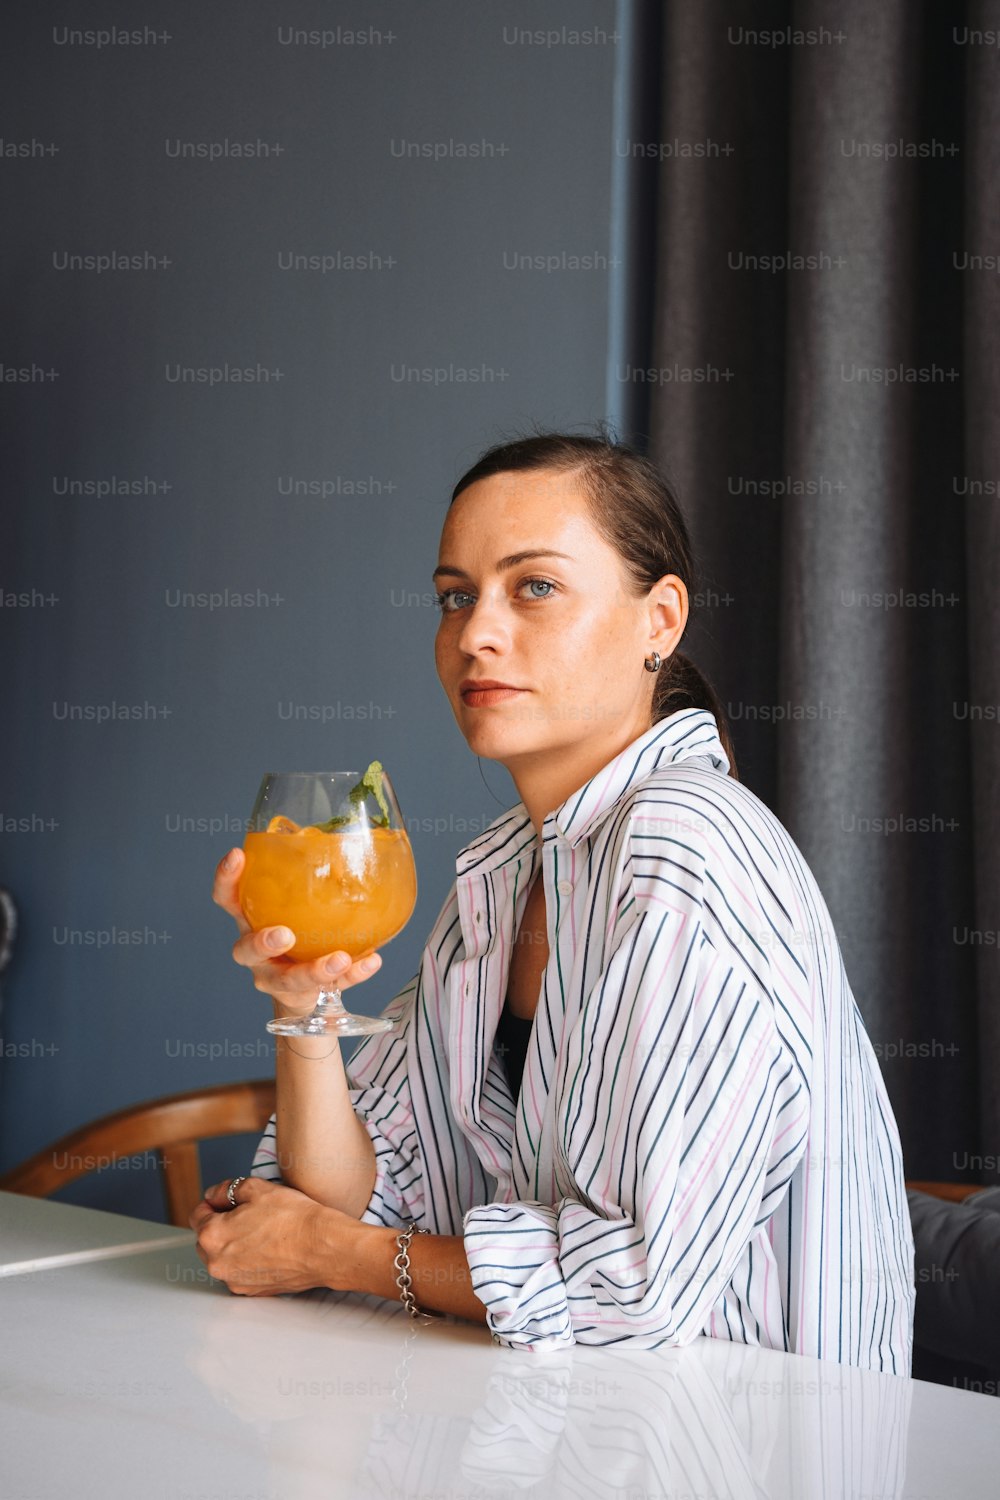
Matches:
[266,1009,395,1038]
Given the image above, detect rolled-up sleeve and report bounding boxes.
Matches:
[462,897,811,1350]
[250,974,426,1229]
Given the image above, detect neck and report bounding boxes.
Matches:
[505,715,654,836]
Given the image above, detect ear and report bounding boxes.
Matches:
[645,574,688,657]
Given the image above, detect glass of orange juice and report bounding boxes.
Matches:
[239,764,417,1036]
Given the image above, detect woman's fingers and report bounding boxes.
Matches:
[230,928,382,995]
[231,927,311,981]
[213,847,250,930]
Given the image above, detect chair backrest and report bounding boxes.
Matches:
[907,1182,1000,1379]
[0,1079,276,1227]
[905,1180,987,1205]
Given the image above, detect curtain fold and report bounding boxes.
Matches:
[618,0,999,1177]
[964,0,1000,1181]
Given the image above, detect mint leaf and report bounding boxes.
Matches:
[355,760,391,827]
[314,761,391,833]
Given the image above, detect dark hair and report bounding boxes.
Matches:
[450,427,738,780]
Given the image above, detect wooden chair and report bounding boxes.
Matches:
[0,1079,276,1228]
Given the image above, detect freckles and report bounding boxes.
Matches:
[576,616,623,662]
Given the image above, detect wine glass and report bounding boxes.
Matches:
[239,767,417,1037]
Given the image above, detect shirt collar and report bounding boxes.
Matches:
[454,708,730,878]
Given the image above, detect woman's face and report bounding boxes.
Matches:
[433,466,687,767]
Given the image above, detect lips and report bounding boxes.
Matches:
[460,679,521,694]
[460,679,527,706]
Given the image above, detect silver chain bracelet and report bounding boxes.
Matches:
[393,1220,438,1323]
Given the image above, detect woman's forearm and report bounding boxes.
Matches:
[335,1219,490,1326]
[270,1003,377,1218]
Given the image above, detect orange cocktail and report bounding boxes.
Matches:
[241,820,417,962]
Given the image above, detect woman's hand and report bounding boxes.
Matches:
[213,846,382,1017]
[189,1176,368,1296]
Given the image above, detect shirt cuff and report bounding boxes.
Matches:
[250,1114,282,1180]
[462,1200,582,1351]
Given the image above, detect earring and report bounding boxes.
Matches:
[644,651,661,673]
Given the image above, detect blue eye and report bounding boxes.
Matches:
[434,577,557,612]
[434,588,474,612]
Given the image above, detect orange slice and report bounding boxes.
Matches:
[266,815,302,834]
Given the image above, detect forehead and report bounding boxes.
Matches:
[439,467,597,554]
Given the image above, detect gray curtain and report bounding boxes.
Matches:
[618,0,999,1181]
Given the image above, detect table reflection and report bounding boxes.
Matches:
[185,1287,913,1500]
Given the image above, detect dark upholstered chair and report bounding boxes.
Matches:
[907,1183,1000,1388]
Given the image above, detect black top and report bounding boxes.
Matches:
[493,998,534,1099]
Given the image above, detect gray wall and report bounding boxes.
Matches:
[0,2,620,1217]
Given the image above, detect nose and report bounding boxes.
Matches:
[454,587,513,659]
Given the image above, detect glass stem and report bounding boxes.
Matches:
[312,986,345,1023]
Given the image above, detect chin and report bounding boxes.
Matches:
[454,706,533,757]
[460,720,524,757]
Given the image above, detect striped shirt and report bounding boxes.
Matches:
[251,708,915,1369]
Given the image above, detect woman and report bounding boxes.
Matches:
[191,432,915,1372]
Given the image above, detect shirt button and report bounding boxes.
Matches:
[557,879,573,896]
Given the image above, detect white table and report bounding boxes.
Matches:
[0,1189,191,1277]
[1,1207,998,1499]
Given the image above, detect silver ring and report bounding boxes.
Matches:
[226,1175,247,1209]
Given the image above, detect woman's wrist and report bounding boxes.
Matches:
[313,1207,396,1295]
[270,995,314,1020]
[270,997,344,1056]
[315,1213,489,1326]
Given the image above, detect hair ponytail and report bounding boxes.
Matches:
[653,649,738,779]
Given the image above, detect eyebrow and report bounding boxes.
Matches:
[432,549,574,583]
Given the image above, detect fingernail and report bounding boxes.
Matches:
[223,850,238,872]
[266,928,292,951]
[324,954,349,976]
[361,955,380,972]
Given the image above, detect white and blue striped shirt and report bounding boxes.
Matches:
[252,708,915,1370]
